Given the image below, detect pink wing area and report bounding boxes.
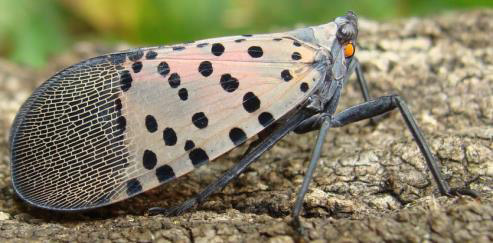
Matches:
[10,36,326,210]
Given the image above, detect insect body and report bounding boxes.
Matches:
[9,12,476,218]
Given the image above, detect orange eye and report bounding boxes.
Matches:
[344,42,355,58]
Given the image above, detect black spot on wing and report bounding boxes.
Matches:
[189,148,209,167]
[156,165,175,183]
[198,61,213,77]
[163,127,177,146]
[132,61,143,73]
[146,50,157,59]
[292,52,302,60]
[184,140,195,151]
[281,70,293,81]
[211,43,225,56]
[248,46,263,58]
[243,92,260,113]
[229,128,247,146]
[157,61,170,78]
[220,74,239,92]
[178,88,188,101]
[120,70,133,91]
[300,82,309,92]
[168,73,181,88]
[128,50,144,61]
[192,112,208,129]
[258,112,274,127]
[197,43,209,48]
[293,41,302,47]
[235,39,246,43]
[115,98,122,111]
[126,179,142,196]
[145,115,158,133]
[173,46,185,51]
[142,150,157,170]
[116,116,126,135]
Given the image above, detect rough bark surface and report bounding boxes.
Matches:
[0,10,492,242]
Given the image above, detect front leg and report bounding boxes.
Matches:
[349,58,372,102]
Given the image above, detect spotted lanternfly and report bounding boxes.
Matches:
[9,12,477,222]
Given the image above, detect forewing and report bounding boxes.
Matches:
[10,35,326,210]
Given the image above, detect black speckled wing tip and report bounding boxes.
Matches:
[9,54,130,211]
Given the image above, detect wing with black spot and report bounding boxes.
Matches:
[9,35,328,211]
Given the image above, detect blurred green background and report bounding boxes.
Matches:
[0,0,491,68]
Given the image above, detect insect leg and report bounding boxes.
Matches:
[350,58,372,102]
[331,95,479,198]
[293,113,325,134]
[292,116,331,232]
[148,111,310,216]
[348,57,384,125]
